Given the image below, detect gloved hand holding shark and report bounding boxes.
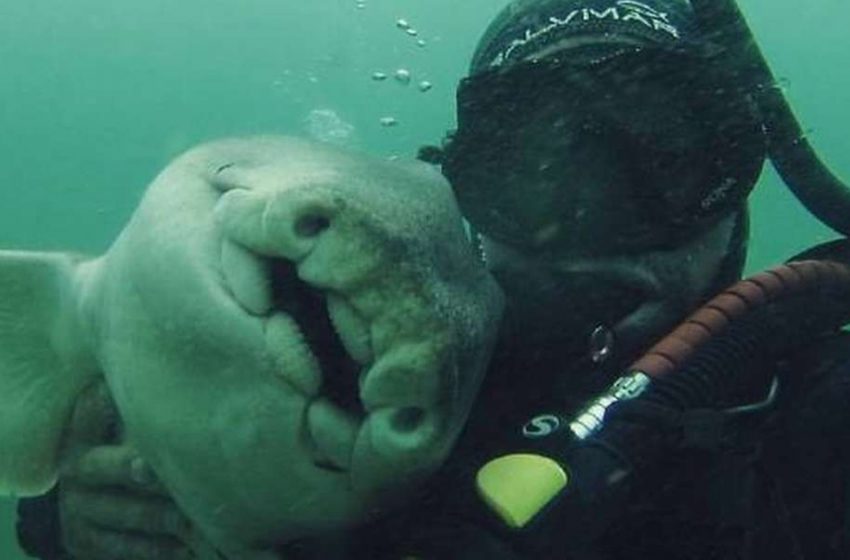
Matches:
[0,136,503,558]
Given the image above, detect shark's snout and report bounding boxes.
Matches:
[53,136,502,548]
[211,167,340,264]
[210,161,449,476]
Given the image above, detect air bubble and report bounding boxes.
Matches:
[394,68,411,85]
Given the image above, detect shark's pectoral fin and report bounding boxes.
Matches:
[0,251,99,496]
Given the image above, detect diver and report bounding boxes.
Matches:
[16,0,850,558]
[399,1,850,558]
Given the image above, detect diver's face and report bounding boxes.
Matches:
[479,214,736,357]
[451,51,713,259]
[467,116,645,349]
[467,101,732,353]
[491,103,644,256]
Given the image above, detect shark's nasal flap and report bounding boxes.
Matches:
[0,251,98,496]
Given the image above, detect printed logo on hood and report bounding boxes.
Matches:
[489,0,681,68]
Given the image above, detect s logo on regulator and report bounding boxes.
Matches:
[522,414,562,439]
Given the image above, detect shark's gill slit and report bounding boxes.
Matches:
[269,259,364,417]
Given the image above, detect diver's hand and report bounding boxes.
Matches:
[57,380,198,560]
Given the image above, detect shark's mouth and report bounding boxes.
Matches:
[215,168,456,478]
[219,233,381,474]
[268,259,365,418]
[262,256,380,475]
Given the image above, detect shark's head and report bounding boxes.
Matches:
[76,136,503,551]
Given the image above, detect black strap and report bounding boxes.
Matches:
[16,488,68,560]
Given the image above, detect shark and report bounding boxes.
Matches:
[0,136,504,557]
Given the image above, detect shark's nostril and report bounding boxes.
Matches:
[295,214,330,238]
[391,407,426,433]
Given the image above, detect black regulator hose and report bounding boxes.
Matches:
[689,0,850,237]
[596,258,850,475]
[476,256,850,556]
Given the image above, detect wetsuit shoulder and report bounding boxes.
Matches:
[758,331,850,559]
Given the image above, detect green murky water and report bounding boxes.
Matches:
[0,0,847,557]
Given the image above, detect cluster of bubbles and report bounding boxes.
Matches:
[371,18,434,128]
[304,108,356,145]
[395,18,428,48]
[346,7,437,130]
[299,8,438,138]
[371,69,432,92]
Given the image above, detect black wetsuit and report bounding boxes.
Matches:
[17,332,850,560]
[278,329,850,560]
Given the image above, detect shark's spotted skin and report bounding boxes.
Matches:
[0,136,503,557]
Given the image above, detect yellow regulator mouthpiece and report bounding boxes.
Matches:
[476,453,568,529]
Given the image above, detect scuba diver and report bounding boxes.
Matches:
[417,0,850,558]
[16,0,850,558]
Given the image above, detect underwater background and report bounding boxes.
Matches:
[0,0,846,556]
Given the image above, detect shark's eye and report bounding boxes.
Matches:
[215,162,236,174]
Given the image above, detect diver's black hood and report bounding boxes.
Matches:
[472,0,701,72]
[462,0,850,240]
[446,0,765,256]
